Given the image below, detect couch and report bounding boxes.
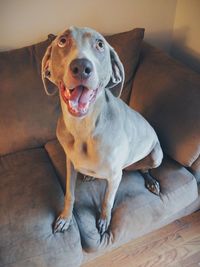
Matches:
[0,28,199,267]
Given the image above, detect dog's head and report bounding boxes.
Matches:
[41,26,124,117]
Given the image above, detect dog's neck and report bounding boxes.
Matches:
[60,90,108,137]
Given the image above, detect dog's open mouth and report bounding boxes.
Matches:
[60,82,98,117]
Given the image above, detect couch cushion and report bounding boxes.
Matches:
[45,139,198,253]
[0,36,60,156]
[106,28,144,104]
[130,42,200,168]
[0,148,82,267]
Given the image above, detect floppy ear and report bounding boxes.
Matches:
[106,45,125,97]
[41,44,57,96]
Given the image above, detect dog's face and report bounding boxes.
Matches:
[42,27,124,117]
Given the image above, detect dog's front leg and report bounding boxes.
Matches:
[54,158,77,233]
[98,172,122,235]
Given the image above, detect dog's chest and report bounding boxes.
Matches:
[57,107,129,179]
[67,133,111,178]
[58,120,111,178]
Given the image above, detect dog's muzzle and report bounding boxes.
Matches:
[59,58,99,117]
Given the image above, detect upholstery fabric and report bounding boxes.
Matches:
[129,42,200,168]
[45,139,198,252]
[106,28,145,104]
[190,156,200,183]
[0,37,60,156]
[0,148,82,267]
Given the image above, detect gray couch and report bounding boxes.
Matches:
[0,28,199,267]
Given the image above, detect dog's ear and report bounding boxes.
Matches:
[106,46,125,98]
[41,44,57,96]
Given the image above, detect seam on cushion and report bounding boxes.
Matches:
[0,146,47,174]
[0,146,44,159]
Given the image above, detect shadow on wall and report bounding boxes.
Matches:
[144,29,174,53]
[171,27,200,73]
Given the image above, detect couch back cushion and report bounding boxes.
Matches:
[130,42,200,167]
[106,28,144,103]
[0,37,60,156]
[0,28,144,156]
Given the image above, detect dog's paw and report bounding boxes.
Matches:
[97,214,111,235]
[98,218,108,235]
[53,214,71,233]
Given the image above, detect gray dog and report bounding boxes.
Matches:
[41,26,163,235]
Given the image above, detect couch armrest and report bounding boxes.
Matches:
[130,42,200,168]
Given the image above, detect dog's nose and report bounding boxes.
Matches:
[70,58,93,80]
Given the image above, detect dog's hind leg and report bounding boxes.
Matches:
[141,170,160,195]
[124,142,163,196]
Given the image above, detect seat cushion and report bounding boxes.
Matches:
[0,148,82,267]
[45,140,198,253]
[130,42,200,168]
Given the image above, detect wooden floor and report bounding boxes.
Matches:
[83,210,200,267]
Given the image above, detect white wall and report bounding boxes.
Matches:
[0,0,177,52]
[171,0,200,72]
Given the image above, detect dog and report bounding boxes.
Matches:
[41,26,163,235]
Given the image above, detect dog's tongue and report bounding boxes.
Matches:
[70,86,91,106]
[65,85,93,114]
[74,86,88,103]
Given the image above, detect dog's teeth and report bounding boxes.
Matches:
[69,100,77,108]
[64,88,71,99]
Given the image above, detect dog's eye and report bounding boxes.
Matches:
[58,36,68,47]
[96,39,104,52]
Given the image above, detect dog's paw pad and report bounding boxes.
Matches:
[53,216,71,233]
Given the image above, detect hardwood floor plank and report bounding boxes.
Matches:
[181,251,200,267]
[139,236,200,267]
